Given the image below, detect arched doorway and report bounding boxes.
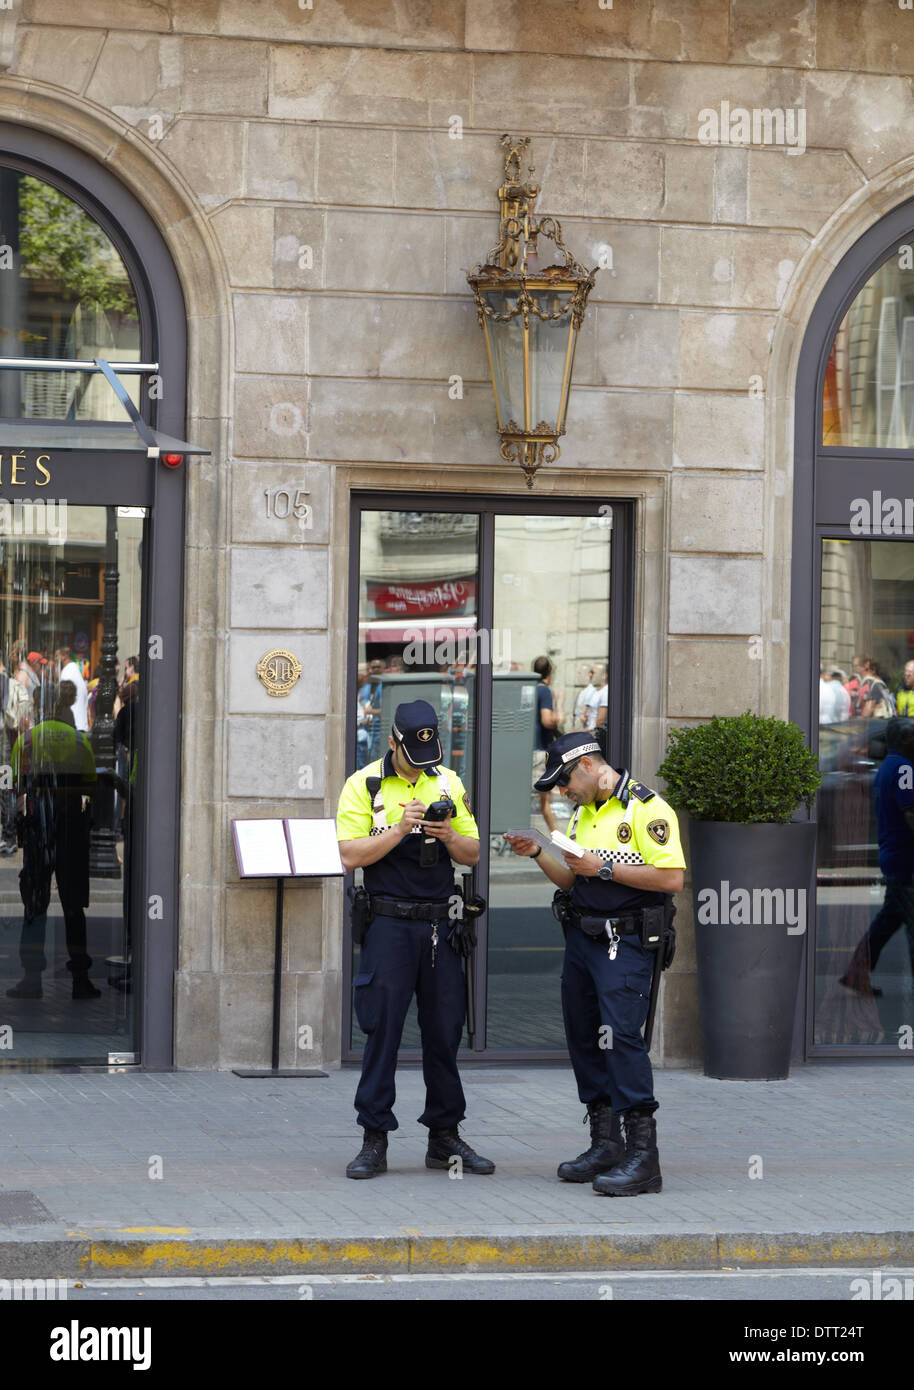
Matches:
[0,123,196,1067]
[791,195,914,1055]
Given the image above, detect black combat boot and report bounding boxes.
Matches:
[6,974,42,999]
[426,1127,495,1174]
[346,1128,388,1179]
[72,973,101,1000]
[557,1100,624,1182]
[592,1108,662,1196]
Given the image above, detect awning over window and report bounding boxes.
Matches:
[0,357,210,458]
[0,420,210,456]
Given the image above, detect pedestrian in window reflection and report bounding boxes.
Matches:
[114,686,138,991]
[895,660,914,717]
[360,659,384,762]
[840,718,914,997]
[533,656,564,833]
[0,654,18,855]
[5,681,99,1001]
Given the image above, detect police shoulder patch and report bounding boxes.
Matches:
[617,821,632,843]
[628,781,655,803]
[647,818,670,846]
[463,791,472,814]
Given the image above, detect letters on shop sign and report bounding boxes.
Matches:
[0,453,52,486]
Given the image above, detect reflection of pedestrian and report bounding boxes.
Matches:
[354,663,370,768]
[532,656,564,833]
[820,664,851,723]
[828,668,851,722]
[896,660,914,716]
[358,660,384,762]
[591,664,609,756]
[114,689,138,992]
[574,666,596,729]
[55,646,89,732]
[6,688,98,1001]
[840,718,914,997]
[0,655,15,854]
[856,655,894,718]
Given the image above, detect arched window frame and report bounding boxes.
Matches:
[791,195,914,738]
[790,194,914,1058]
[0,121,189,1070]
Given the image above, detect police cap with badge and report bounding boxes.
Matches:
[392,699,443,768]
[392,700,456,862]
[533,731,603,791]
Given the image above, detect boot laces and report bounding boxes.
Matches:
[359,1130,386,1156]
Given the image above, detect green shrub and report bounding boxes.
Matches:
[657,712,822,823]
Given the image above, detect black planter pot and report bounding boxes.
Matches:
[690,820,816,1080]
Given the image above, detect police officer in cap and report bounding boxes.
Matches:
[506,732,684,1196]
[337,699,494,1179]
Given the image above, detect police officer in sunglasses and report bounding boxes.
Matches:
[505,732,684,1196]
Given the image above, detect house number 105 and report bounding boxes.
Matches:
[264,488,311,523]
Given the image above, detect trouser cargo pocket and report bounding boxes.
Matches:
[353,969,379,1034]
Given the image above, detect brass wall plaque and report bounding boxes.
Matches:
[256,648,302,697]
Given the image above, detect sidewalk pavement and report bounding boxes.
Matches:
[1,1061,912,1277]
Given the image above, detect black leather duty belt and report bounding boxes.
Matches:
[571,910,643,939]
[370,895,452,922]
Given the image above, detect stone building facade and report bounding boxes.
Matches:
[1,0,912,1069]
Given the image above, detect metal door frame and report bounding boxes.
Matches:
[342,491,635,1063]
[0,124,188,1069]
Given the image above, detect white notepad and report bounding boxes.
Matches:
[505,827,585,863]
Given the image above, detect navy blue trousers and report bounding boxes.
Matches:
[353,914,466,1132]
[561,923,658,1114]
[849,879,914,975]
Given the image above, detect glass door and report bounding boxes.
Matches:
[344,497,629,1058]
[814,536,914,1046]
[0,505,144,1064]
[350,508,480,1051]
[483,512,612,1049]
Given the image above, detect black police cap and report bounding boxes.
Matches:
[392,699,443,767]
[534,732,603,791]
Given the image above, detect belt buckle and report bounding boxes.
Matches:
[394,902,411,919]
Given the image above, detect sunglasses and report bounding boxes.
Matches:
[556,757,583,788]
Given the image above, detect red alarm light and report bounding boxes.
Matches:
[162,452,184,468]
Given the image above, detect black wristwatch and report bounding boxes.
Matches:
[531,846,542,859]
[597,862,614,882]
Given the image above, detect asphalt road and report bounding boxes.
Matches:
[58,1267,912,1300]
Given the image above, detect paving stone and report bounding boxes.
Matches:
[0,1064,910,1247]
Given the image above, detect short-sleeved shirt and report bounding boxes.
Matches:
[874,752,914,880]
[574,683,596,727]
[536,682,556,751]
[12,717,97,794]
[896,688,914,717]
[569,767,685,915]
[336,751,478,899]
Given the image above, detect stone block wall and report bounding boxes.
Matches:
[4,0,914,1066]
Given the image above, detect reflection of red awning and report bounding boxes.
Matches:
[360,616,477,645]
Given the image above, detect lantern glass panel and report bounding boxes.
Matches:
[528,291,574,430]
[484,291,524,428]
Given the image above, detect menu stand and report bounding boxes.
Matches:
[230,818,343,1079]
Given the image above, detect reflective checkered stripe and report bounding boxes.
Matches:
[368,772,451,834]
[570,776,684,871]
[589,846,646,865]
[368,780,388,835]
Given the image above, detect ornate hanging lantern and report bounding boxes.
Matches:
[467,134,598,488]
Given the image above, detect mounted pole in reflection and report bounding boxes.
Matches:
[89,504,121,878]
